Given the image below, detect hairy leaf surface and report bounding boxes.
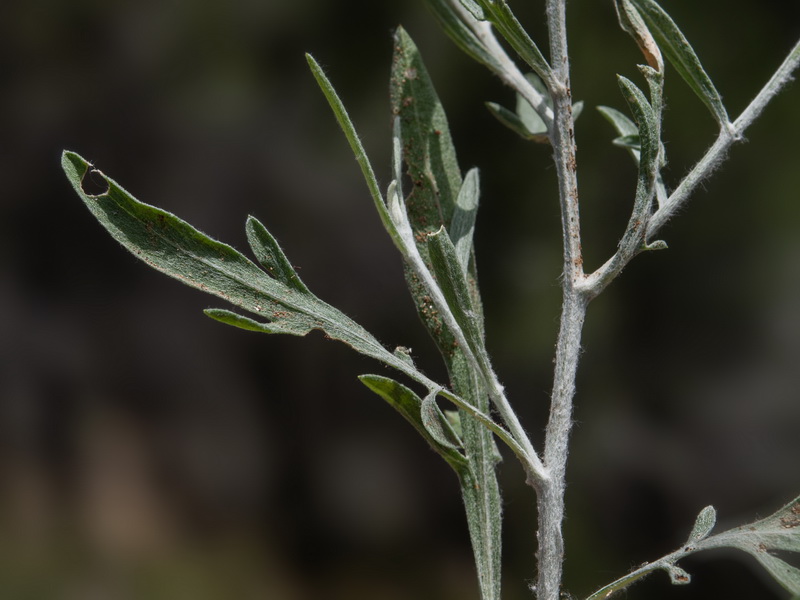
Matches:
[62,151,406,370]
[629,0,729,127]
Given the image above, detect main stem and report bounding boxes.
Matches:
[535,1,587,599]
[537,293,587,599]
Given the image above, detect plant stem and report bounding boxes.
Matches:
[535,1,586,598]
[538,294,588,600]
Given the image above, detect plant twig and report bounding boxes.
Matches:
[535,1,586,598]
[388,182,549,485]
[582,38,800,299]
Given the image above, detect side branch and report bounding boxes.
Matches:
[581,38,800,299]
[648,37,800,235]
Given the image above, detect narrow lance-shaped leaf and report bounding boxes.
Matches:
[305,54,404,252]
[516,73,549,135]
[485,101,545,142]
[450,168,480,275]
[422,0,504,73]
[246,215,310,294]
[391,28,501,600]
[427,226,485,354]
[616,75,661,250]
[629,0,730,128]
[597,104,669,208]
[421,389,464,450]
[61,151,409,373]
[614,0,663,71]
[474,0,552,84]
[459,0,484,20]
[391,26,463,247]
[487,72,582,143]
[359,375,468,470]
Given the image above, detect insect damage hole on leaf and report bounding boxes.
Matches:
[80,166,110,196]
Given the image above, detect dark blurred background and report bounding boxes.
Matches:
[1,0,799,598]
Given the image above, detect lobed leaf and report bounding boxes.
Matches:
[700,494,800,595]
[629,0,730,127]
[588,494,800,599]
[62,151,407,372]
[246,215,310,294]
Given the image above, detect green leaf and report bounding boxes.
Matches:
[204,308,311,336]
[613,134,641,150]
[245,216,310,294]
[391,25,484,358]
[687,505,717,542]
[361,372,502,600]
[616,76,662,250]
[488,73,581,143]
[305,54,403,251]
[475,0,552,83]
[614,0,663,71]
[598,105,639,136]
[450,167,480,276]
[427,226,484,355]
[459,0,485,21]
[572,100,585,121]
[422,0,504,73]
[421,390,464,450]
[516,73,549,135]
[699,494,800,595]
[629,0,730,127]
[486,101,542,141]
[587,494,800,600]
[598,104,669,208]
[62,150,408,371]
[598,104,642,162]
[359,375,468,469]
[617,76,659,166]
[391,26,463,242]
[390,29,501,600]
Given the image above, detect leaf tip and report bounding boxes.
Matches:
[688,504,717,542]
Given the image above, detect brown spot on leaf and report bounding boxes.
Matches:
[780,514,800,528]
